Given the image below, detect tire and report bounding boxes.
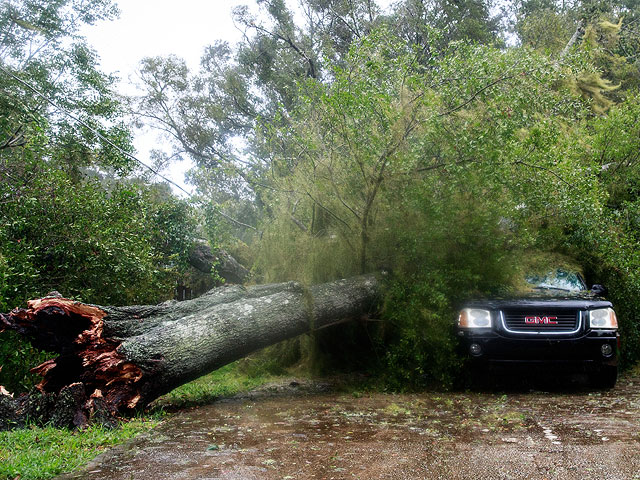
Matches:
[590,366,618,389]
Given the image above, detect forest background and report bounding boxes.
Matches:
[2,0,640,393]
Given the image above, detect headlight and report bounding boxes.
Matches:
[458,308,492,328]
[589,308,618,329]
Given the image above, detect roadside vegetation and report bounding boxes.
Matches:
[0,362,282,480]
[3,0,640,478]
[0,417,157,480]
[152,362,282,410]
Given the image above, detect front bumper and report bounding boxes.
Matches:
[458,329,619,368]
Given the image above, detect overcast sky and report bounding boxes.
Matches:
[80,1,251,194]
[82,0,393,195]
[82,1,250,80]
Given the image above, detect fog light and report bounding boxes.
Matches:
[469,343,482,356]
[601,344,613,357]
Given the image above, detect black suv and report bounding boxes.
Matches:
[457,269,619,388]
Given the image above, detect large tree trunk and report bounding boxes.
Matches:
[0,275,380,429]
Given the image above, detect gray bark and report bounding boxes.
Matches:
[188,242,250,284]
[559,20,585,61]
[0,274,380,428]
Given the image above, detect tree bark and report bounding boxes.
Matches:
[188,242,250,284]
[0,274,380,429]
[559,20,585,61]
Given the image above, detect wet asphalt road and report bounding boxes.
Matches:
[58,372,640,480]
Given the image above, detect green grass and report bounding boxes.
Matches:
[153,362,278,409]
[0,418,157,480]
[0,361,279,480]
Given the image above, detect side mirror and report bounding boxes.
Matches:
[591,284,607,296]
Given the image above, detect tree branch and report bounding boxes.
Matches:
[559,20,585,61]
[438,73,518,117]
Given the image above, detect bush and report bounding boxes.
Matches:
[379,276,461,389]
[0,172,199,392]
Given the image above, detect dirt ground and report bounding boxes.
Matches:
[59,371,640,480]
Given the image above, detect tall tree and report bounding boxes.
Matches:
[0,0,201,392]
[0,0,134,174]
[133,0,388,234]
[391,0,503,51]
[133,0,513,237]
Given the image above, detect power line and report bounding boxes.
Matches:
[0,63,194,197]
[1,64,264,234]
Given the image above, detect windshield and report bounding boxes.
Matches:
[525,269,587,292]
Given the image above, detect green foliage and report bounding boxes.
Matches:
[255,31,597,281]
[0,332,51,392]
[561,95,640,366]
[393,0,504,50]
[153,361,280,410]
[0,172,198,391]
[254,214,360,284]
[0,0,202,393]
[372,170,524,387]
[249,23,640,383]
[516,8,575,52]
[380,277,461,390]
[514,1,640,106]
[0,0,135,175]
[0,173,195,309]
[0,418,157,480]
[257,29,440,276]
[133,0,512,237]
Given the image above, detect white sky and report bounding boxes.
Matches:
[82,0,393,195]
[81,0,252,195]
[83,1,248,80]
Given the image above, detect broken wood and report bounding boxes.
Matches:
[0,274,380,429]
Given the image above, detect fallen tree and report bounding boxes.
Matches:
[0,274,380,429]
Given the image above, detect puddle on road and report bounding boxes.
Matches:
[58,376,640,480]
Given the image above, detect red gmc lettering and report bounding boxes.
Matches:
[524,316,558,325]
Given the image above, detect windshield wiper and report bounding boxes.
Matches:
[532,286,573,292]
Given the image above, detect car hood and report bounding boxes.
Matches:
[463,292,612,310]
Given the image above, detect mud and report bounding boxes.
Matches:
[58,373,640,480]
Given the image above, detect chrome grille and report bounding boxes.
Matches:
[501,309,580,333]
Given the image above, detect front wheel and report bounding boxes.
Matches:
[590,366,617,389]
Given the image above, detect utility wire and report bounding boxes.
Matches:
[0,64,262,234]
[0,63,193,195]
